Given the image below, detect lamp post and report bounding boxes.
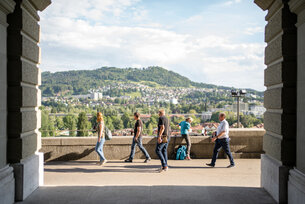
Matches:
[231,89,247,128]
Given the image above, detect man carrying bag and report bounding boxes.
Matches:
[155,109,170,172]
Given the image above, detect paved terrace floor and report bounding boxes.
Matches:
[19,159,276,204]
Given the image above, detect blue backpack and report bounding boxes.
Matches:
[176,146,187,160]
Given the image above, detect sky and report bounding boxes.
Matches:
[39,0,267,91]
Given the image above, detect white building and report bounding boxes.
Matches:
[90,92,103,101]
[201,112,212,121]
[249,105,266,116]
[232,102,249,112]
[171,98,178,105]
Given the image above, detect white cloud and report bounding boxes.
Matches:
[244,26,264,35]
[222,0,242,6]
[40,0,266,91]
[40,0,142,23]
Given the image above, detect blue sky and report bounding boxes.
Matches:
[39,0,267,90]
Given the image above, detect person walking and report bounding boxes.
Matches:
[178,117,193,160]
[206,112,235,168]
[155,109,170,172]
[95,112,107,165]
[125,112,151,163]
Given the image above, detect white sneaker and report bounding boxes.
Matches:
[101,159,107,165]
[158,167,168,173]
[158,168,164,173]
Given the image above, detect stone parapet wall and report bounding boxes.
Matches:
[41,129,265,162]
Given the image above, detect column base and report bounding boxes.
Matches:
[11,152,44,201]
[288,168,305,204]
[261,154,290,203]
[0,165,15,204]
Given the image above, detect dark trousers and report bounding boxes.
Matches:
[211,138,234,166]
[155,141,169,168]
[182,134,191,157]
[128,136,150,160]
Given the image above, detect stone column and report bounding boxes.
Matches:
[288,1,305,203]
[6,0,50,201]
[255,0,297,203]
[0,1,16,204]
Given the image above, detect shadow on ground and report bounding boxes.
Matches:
[18,186,276,204]
[44,161,225,173]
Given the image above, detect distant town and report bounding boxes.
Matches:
[41,82,265,137]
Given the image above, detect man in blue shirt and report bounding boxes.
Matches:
[179,117,193,160]
[206,112,235,168]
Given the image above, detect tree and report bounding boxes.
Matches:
[146,114,158,129]
[90,114,97,130]
[112,115,124,130]
[226,111,237,126]
[240,114,262,128]
[105,116,115,131]
[173,116,185,125]
[40,110,56,137]
[56,117,65,130]
[190,115,200,126]
[210,111,221,122]
[40,110,49,137]
[189,109,197,114]
[63,114,77,136]
[77,112,90,136]
[121,112,132,128]
[48,115,56,136]
[146,123,154,135]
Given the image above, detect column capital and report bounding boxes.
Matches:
[0,0,15,14]
[254,0,275,11]
[289,0,305,26]
[289,0,305,14]
[29,0,51,11]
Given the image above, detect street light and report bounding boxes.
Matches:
[231,89,247,128]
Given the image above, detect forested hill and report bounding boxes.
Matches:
[41,66,260,96]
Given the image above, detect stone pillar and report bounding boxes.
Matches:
[6,0,50,201]
[0,1,16,204]
[255,0,297,203]
[288,1,305,203]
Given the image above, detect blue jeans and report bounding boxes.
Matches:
[211,138,234,166]
[95,138,106,161]
[155,139,169,168]
[129,137,150,160]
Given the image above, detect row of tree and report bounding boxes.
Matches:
[41,107,263,137]
[40,109,204,137]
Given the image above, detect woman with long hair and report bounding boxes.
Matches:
[95,112,107,165]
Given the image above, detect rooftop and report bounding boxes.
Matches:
[19,159,276,204]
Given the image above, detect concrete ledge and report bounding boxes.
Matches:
[0,165,14,204]
[41,129,265,161]
[11,153,43,201]
[288,168,305,204]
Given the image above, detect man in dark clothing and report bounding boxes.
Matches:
[125,112,151,163]
[155,109,170,172]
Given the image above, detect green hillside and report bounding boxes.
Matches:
[41,66,261,96]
